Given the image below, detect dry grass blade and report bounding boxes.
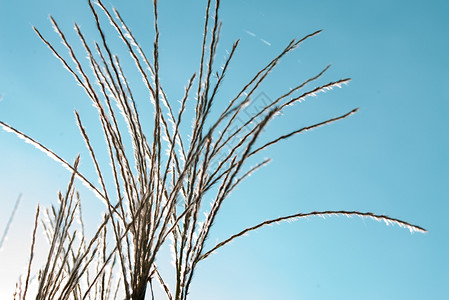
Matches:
[0,0,427,299]
[250,108,359,157]
[36,157,80,299]
[75,110,130,292]
[0,194,21,250]
[211,63,331,158]
[199,210,427,261]
[74,111,109,200]
[0,121,105,202]
[22,205,40,300]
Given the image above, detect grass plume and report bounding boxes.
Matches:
[0,0,425,299]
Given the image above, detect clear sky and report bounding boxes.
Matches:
[0,0,448,299]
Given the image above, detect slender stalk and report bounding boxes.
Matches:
[0,1,426,299]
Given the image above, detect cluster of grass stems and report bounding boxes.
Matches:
[0,0,425,299]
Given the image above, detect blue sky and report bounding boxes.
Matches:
[0,0,448,299]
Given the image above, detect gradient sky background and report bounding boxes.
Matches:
[1,0,448,299]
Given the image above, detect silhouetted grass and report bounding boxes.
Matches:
[1,0,425,299]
